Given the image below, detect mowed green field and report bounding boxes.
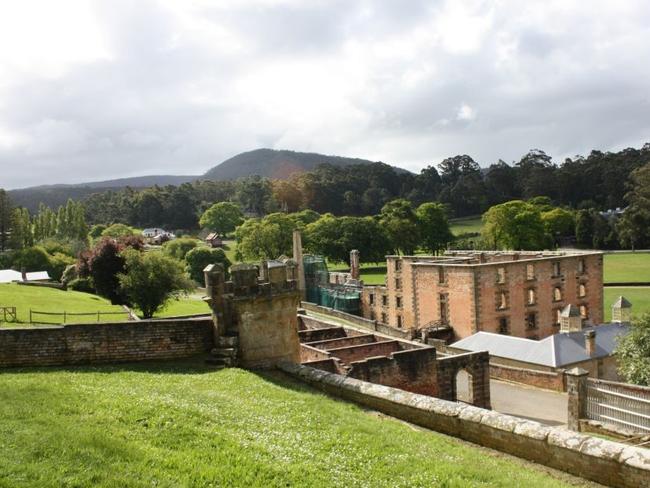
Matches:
[0,283,126,325]
[0,361,583,487]
[603,252,650,283]
[604,287,650,321]
[0,283,209,325]
[450,216,483,236]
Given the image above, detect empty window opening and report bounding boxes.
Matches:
[578,283,586,298]
[527,288,536,305]
[526,312,537,329]
[497,292,507,310]
[526,264,535,280]
[497,267,506,284]
[553,287,563,302]
[498,317,510,335]
[552,261,561,277]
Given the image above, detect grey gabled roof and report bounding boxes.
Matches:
[560,304,581,317]
[612,296,632,308]
[451,323,630,368]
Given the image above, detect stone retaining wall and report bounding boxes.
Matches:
[0,318,214,367]
[279,362,650,488]
[490,363,566,392]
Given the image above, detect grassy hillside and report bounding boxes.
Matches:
[0,283,126,325]
[450,216,483,236]
[0,360,584,487]
[603,252,650,283]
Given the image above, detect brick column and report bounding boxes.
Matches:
[565,367,589,431]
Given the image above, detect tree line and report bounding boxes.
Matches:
[20,143,647,231]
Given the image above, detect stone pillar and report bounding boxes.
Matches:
[292,230,306,300]
[204,263,227,338]
[585,330,596,356]
[566,367,589,431]
[350,249,360,280]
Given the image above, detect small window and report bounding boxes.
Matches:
[497,267,506,284]
[527,288,536,305]
[497,292,507,310]
[395,278,402,289]
[552,261,561,277]
[439,293,448,322]
[498,317,509,335]
[580,305,588,319]
[554,309,562,326]
[438,267,446,284]
[369,293,374,305]
[397,315,403,328]
[526,312,537,329]
[396,296,402,308]
[382,295,387,306]
[526,264,535,281]
[578,259,585,274]
[553,287,562,302]
[370,311,375,320]
[578,283,586,298]
[381,312,387,323]
[395,260,402,272]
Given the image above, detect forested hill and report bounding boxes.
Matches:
[203,148,397,180]
[8,148,404,211]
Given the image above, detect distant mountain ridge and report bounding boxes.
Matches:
[204,148,388,180]
[9,148,406,211]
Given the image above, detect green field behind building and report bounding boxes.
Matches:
[603,252,650,283]
[449,215,484,235]
[0,360,583,487]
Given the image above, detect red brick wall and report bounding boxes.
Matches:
[348,348,439,396]
[490,363,566,392]
[0,318,213,367]
[328,340,401,363]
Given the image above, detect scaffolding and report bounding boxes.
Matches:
[303,255,361,314]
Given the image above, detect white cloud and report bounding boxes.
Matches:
[1,0,650,188]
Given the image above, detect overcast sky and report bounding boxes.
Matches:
[1,0,649,189]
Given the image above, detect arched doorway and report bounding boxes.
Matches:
[455,368,473,404]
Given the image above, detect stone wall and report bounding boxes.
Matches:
[348,348,439,396]
[0,318,213,367]
[489,363,566,392]
[280,362,650,488]
[436,351,491,409]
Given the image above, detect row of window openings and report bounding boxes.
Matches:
[497,284,586,310]
[370,311,403,328]
[496,259,586,284]
[498,306,589,334]
[369,295,402,308]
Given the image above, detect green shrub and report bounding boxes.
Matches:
[67,277,95,293]
[185,247,231,284]
[162,238,200,261]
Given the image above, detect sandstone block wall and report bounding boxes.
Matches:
[280,362,650,488]
[0,318,214,367]
[489,363,566,392]
[236,291,301,369]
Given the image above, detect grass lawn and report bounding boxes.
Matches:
[603,252,650,283]
[150,295,210,318]
[222,239,238,263]
[328,262,387,285]
[603,287,650,321]
[0,283,126,326]
[450,215,483,236]
[0,360,587,487]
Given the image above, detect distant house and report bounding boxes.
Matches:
[143,228,166,238]
[0,270,51,284]
[205,233,223,248]
[599,207,626,220]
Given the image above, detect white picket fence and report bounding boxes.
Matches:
[586,378,650,433]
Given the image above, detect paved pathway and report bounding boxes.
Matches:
[457,371,568,426]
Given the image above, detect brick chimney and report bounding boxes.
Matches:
[350,249,360,280]
[584,330,596,356]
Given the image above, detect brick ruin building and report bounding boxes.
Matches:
[203,258,491,408]
[297,312,491,408]
[361,250,604,341]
